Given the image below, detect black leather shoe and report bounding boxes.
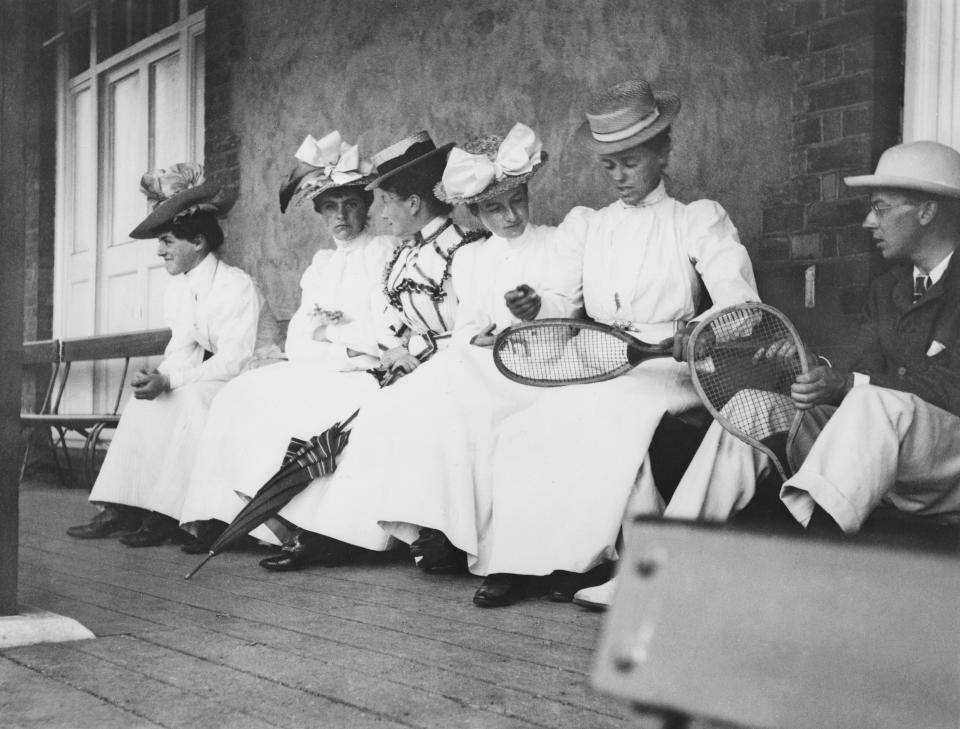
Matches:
[180,520,228,554]
[410,528,467,574]
[473,573,529,608]
[119,513,189,548]
[66,508,141,539]
[258,531,352,572]
[547,570,584,603]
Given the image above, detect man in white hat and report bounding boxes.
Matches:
[663,140,960,538]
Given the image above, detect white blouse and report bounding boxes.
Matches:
[451,222,584,342]
[563,182,758,342]
[285,232,397,370]
[157,253,270,389]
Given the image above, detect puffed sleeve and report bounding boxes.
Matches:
[284,249,345,365]
[158,271,261,388]
[373,246,409,352]
[323,236,397,361]
[532,224,585,320]
[451,240,490,343]
[156,280,205,377]
[684,200,759,318]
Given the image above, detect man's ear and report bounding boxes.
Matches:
[918,199,939,226]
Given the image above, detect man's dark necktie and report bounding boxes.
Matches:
[913,274,931,303]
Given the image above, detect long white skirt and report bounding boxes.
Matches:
[177,361,382,542]
[276,343,532,552]
[478,358,702,576]
[89,381,225,518]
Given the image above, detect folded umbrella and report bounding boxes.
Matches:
[184,409,359,579]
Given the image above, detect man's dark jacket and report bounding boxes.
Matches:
[853,252,960,417]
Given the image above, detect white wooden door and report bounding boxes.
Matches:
[57,21,204,416]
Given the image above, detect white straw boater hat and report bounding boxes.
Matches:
[577,78,680,154]
[365,131,455,190]
[844,141,960,199]
[130,163,231,239]
[278,130,375,213]
[435,122,548,205]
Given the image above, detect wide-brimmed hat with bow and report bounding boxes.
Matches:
[130,163,231,239]
[434,122,548,205]
[576,78,680,155]
[844,141,960,199]
[278,131,375,213]
[364,131,455,190]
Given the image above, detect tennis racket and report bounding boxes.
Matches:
[686,302,809,480]
[492,318,674,387]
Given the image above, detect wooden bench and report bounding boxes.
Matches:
[20,328,172,489]
[595,517,959,729]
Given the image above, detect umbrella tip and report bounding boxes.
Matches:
[184,551,216,580]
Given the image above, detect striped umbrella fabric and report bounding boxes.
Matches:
[184,409,359,579]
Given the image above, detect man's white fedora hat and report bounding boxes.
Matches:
[845,140,960,198]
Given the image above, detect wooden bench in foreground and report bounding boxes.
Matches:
[595,517,959,729]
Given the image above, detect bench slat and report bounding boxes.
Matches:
[22,339,59,365]
[60,328,171,362]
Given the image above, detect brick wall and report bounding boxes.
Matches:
[202,0,243,224]
[761,0,904,366]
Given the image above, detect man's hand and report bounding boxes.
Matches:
[790,365,850,409]
[470,323,497,348]
[505,284,541,321]
[381,346,420,374]
[131,368,170,400]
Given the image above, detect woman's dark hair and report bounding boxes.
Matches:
[379,155,453,217]
[312,186,375,214]
[166,210,225,252]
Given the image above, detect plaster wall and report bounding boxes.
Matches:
[221,0,792,319]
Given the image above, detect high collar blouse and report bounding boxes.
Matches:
[285,231,397,370]
[450,222,584,342]
[562,182,758,342]
[157,253,266,389]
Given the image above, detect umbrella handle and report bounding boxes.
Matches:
[184,551,216,580]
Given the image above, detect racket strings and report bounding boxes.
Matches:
[496,323,631,383]
[692,309,804,444]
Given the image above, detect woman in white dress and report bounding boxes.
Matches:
[293,123,585,580]
[254,131,490,570]
[67,164,280,547]
[470,79,760,607]
[177,131,397,552]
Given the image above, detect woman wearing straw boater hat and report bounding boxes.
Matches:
[663,140,960,545]
[253,130,491,571]
[177,131,397,553]
[68,164,282,547]
[287,123,585,584]
[473,79,760,608]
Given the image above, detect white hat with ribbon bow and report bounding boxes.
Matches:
[279,130,375,213]
[434,122,548,205]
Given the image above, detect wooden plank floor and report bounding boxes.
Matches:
[3,480,654,729]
